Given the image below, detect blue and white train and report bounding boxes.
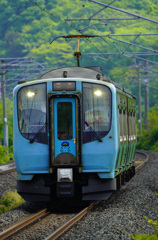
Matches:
[13,66,136,202]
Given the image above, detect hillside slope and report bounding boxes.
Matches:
[0,0,158,107]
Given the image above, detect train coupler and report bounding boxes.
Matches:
[57,182,74,197]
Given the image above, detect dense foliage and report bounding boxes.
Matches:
[0,99,13,163]
[0,0,158,153]
[0,0,158,70]
[1,0,158,105]
[137,105,158,151]
[0,145,13,164]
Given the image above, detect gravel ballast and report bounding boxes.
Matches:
[62,151,158,240]
[0,151,157,240]
[0,171,17,198]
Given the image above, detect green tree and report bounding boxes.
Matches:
[137,104,158,151]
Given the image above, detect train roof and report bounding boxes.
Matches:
[39,66,134,97]
[39,66,108,80]
[16,66,134,98]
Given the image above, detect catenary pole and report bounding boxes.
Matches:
[137,65,142,135]
[144,60,149,130]
[1,60,8,148]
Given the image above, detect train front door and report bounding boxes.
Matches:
[49,95,80,166]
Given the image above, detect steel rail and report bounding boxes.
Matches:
[0,208,48,240]
[0,167,16,175]
[0,162,16,175]
[135,150,149,171]
[45,202,98,240]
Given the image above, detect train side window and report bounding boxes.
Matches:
[129,112,132,139]
[82,83,112,144]
[119,108,123,140]
[17,83,47,144]
[123,108,127,140]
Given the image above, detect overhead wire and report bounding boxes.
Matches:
[21,0,158,86]
[28,0,123,67]
[88,0,158,24]
[28,0,158,61]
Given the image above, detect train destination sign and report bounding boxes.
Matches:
[53,81,76,91]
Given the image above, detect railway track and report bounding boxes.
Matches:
[0,150,148,240]
[0,203,97,240]
[135,150,149,171]
[0,209,48,240]
[0,163,16,175]
[45,202,97,240]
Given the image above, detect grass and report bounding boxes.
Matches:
[0,145,14,164]
[0,190,25,214]
[133,234,158,240]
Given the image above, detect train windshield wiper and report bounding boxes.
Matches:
[30,123,47,143]
[85,121,102,142]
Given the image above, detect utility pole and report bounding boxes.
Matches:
[144,60,149,130]
[0,78,1,99]
[1,60,8,148]
[134,58,142,135]
[137,64,142,135]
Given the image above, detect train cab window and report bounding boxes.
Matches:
[57,102,73,140]
[17,83,47,144]
[83,83,112,144]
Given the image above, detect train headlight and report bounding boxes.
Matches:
[57,168,73,182]
[94,90,102,96]
[27,91,35,97]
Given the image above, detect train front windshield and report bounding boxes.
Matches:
[17,83,47,144]
[17,81,112,145]
[82,83,112,144]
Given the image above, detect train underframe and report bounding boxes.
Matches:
[17,166,135,203]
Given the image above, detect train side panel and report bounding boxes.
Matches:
[115,91,136,187]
